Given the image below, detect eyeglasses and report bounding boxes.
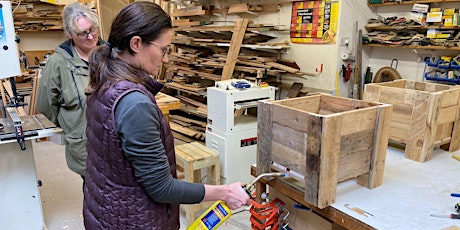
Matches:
[150,41,170,58]
[74,27,98,38]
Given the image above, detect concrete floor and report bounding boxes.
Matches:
[33,140,252,230]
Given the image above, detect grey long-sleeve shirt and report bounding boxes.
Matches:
[115,91,205,204]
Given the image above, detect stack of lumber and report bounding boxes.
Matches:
[162,2,311,143]
[170,114,207,142]
[13,2,63,31]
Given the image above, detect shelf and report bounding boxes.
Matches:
[16,29,63,32]
[369,0,460,6]
[363,43,460,50]
[425,76,460,84]
[216,43,290,50]
[14,16,62,20]
[365,25,460,31]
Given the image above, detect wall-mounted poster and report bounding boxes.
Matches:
[290,0,339,44]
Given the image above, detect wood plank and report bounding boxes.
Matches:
[170,9,210,17]
[172,19,208,27]
[303,115,322,207]
[271,123,306,173]
[440,88,460,108]
[256,99,274,175]
[273,95,321,114]
[340,108,377,136]
[170,121,203,140]
[286,82,303,98]
[317,115,341,208]
[228,3,249,14]
[266,62,299,74]
[448,91,460,152]
[391,105,412,123]
[221,18,248,80]
[172,131,196,143]
[170,115,206,128]
[408,93,441,162]
[271,102,317,134]
[438,105,457,124]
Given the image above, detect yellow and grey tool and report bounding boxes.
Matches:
[187,172,289,230]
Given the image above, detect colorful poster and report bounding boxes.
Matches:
[290,0,339,44]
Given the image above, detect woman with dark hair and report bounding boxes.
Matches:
[83,2,250,229]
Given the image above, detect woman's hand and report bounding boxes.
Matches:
[222,182,251,210]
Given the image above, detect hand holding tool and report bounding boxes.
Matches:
[244,172,289,198]
[187,172,289,230]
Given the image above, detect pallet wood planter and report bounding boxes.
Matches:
[363,79,460,162]
[256,94,392,209]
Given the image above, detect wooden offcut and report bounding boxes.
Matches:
[221,18,249,80]
[257,94,392,209]
[286,82,303,98]
[363,79,460,162]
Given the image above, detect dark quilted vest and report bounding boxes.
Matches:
[83,78,179,230]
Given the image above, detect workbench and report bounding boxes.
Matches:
[252,147,460,230]
[0,114,62,230]
[156,92,181,120]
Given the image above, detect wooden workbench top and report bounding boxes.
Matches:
[253,147,460,229]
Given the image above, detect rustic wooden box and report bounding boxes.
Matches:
[256,94,392,209]
[363,79,460,162]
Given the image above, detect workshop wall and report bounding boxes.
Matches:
[17,0,420,99]
[17,30,67,51]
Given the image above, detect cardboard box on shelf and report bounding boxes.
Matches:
[412,3,429,13]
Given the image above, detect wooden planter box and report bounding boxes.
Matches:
[363,79,460,162]
[256,94,392,209]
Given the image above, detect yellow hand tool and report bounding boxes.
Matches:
[187,172,289,230]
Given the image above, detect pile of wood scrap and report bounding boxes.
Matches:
[13,3,63,31]
[170,114,206,142]
[162,1,312,143]
[165,93,207,143]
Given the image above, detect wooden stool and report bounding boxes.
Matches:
[175,142,220,225]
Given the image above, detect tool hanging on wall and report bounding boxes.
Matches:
[373,59,402,83]
[364,67,373,84]
[341,64,352,82]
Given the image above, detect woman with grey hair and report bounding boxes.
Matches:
[37,2,104,186]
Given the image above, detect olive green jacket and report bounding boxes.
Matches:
[36,40,94,176]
